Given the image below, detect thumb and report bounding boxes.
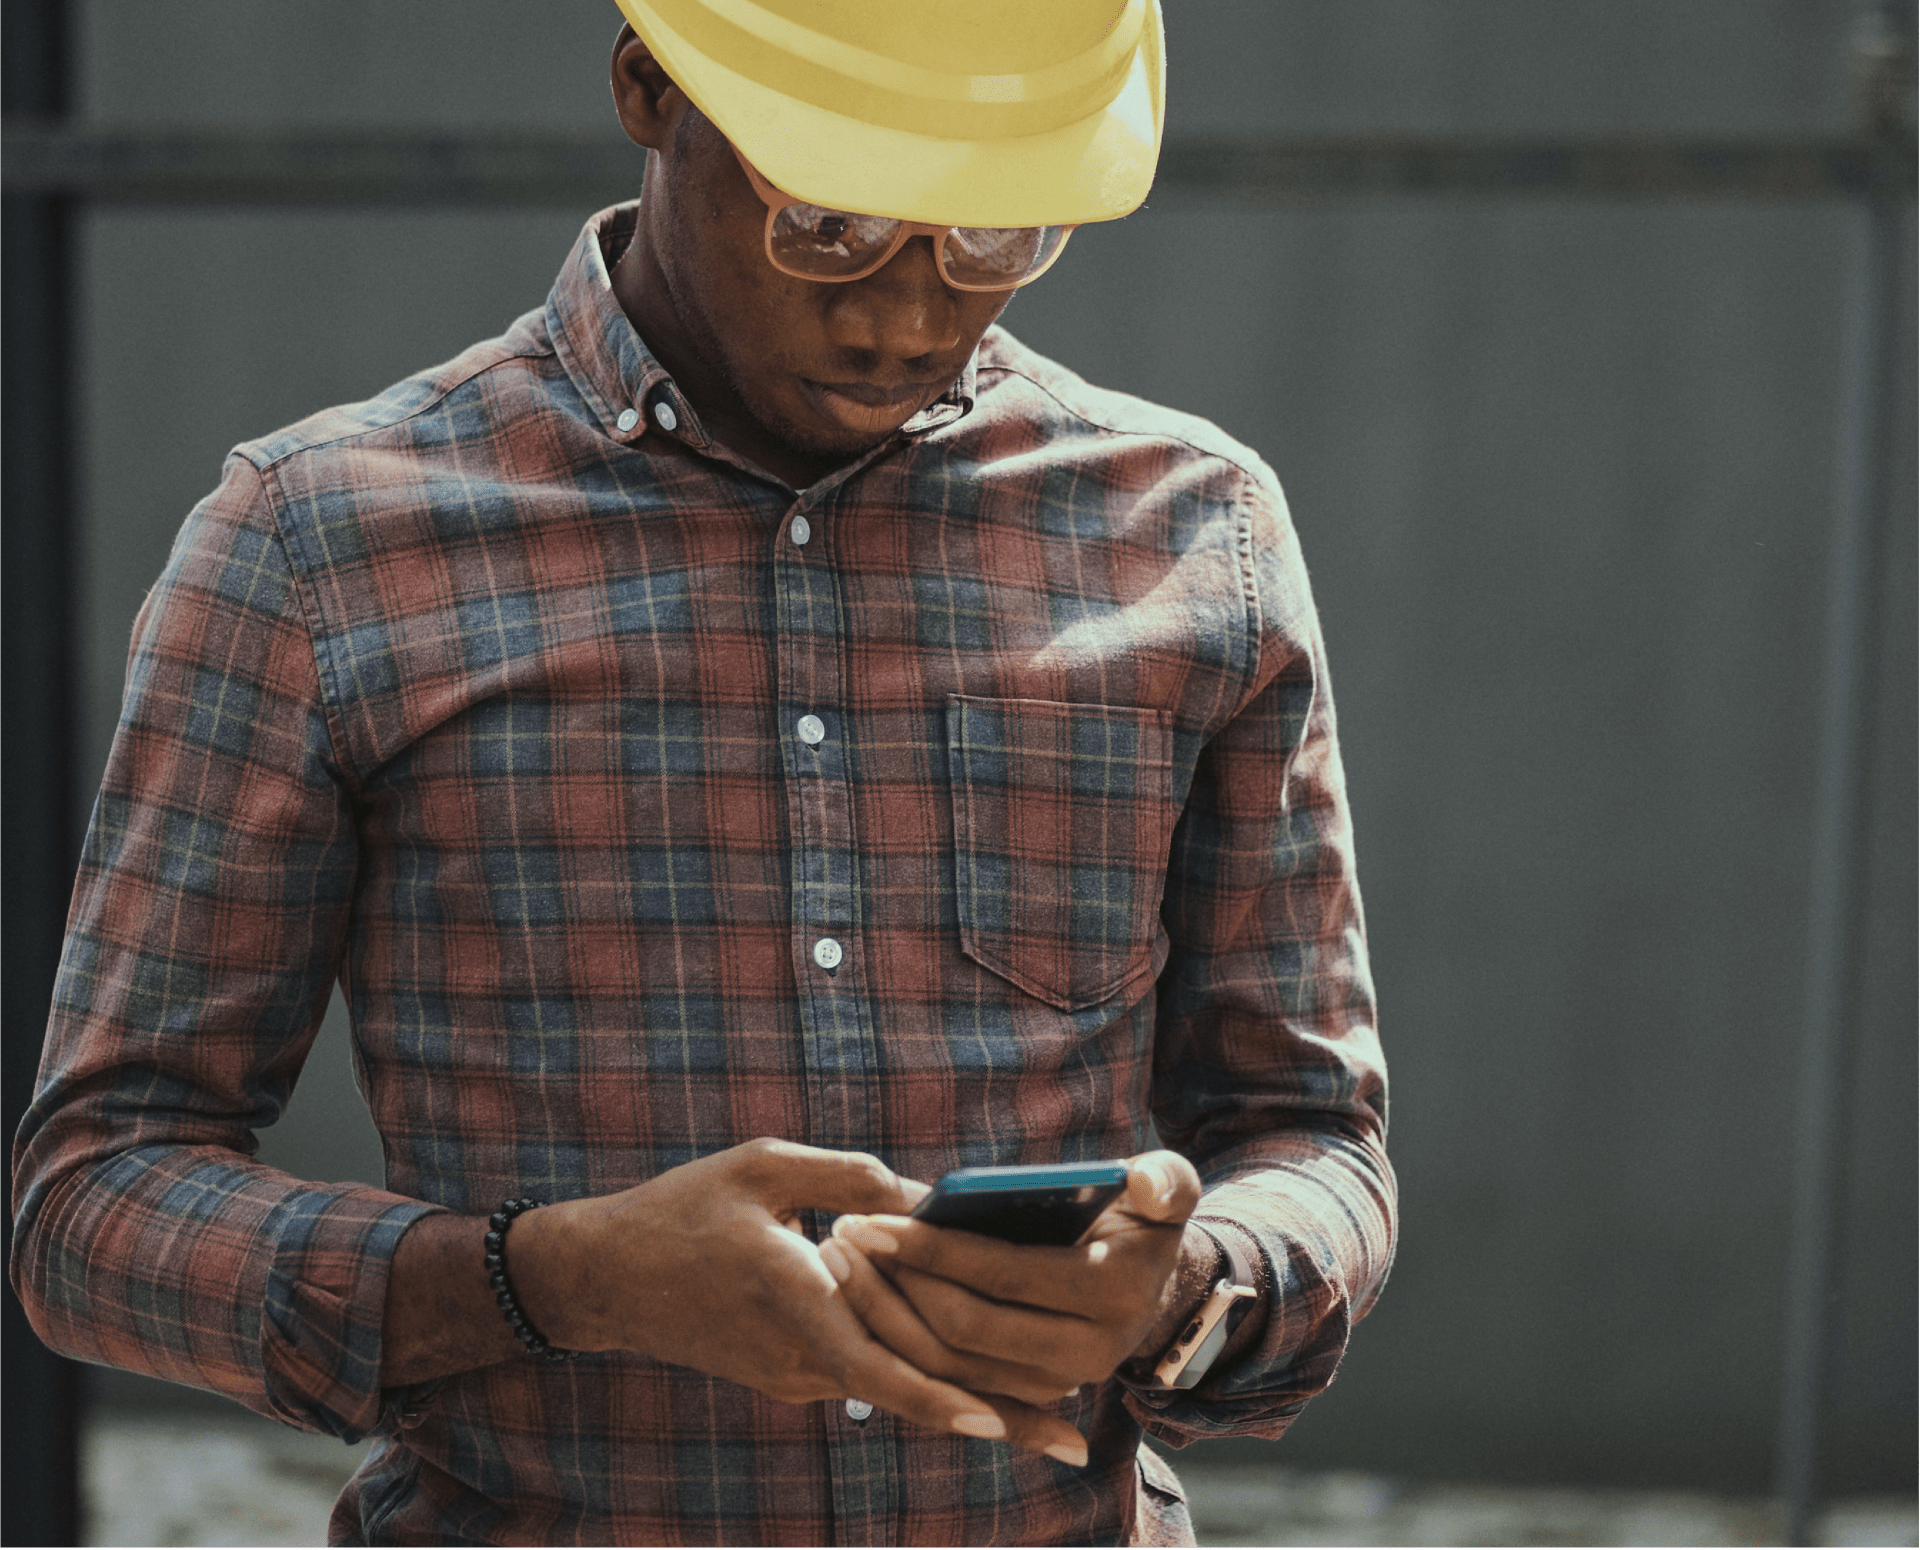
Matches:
[1123,1150,1202,1224]
[747,1140,928,1217]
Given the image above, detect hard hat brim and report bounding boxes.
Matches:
[613,0,1164,229]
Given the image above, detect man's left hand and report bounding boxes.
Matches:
[820,1150,1213,1407]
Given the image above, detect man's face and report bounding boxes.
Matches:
[619,104,1016,470]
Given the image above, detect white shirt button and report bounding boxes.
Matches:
[790,515,812,546]
[615,408,639,432]
[844,1398,873,1422]
[812,937,844,970]
[653,401,678,432]
[796,715,826,746]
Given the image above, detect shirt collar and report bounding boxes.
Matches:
[901,353,976,435]
[544,203,687,451]
[546,203,977,462]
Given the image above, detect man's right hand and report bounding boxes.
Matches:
[383,1139,1088,1463]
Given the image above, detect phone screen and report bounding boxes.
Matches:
[908,1161,1130,1246]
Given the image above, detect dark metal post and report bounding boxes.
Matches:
[2,0,84,1543]
[1773,5,1913,1544]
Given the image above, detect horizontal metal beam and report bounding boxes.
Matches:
[1156,134,1910,201]
[2,124,1910,205]
[1,125,648,205]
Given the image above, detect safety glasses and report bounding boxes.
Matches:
[731,145,1075,293]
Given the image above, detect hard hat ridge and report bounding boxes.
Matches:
[613,0,1165,229]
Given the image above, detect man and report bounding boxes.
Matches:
[12,2,1395,1543]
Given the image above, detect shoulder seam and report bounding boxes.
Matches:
[1232,470,1266,713]
[246,456,360,792]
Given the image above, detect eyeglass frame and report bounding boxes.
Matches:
[729,144,1077,293]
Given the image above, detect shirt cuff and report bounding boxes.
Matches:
[258,1185,440,1442]
[1117,1215,1275,1443]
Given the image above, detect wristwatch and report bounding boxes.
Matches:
[1149,1228,1258,1390]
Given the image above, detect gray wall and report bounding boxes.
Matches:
[73,0,1915,1496]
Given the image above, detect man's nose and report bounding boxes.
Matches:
[824,235,963,361]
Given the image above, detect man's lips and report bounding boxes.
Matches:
[803,378,947,434]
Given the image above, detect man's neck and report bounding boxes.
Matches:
[608,219,848,490]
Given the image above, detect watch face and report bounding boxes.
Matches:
[1153,1276,1259,1388]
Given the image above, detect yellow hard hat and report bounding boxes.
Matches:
[611,0,1164,228]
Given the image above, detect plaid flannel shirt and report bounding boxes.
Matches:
[12,204,1394,1546]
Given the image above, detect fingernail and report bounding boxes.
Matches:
[1148,1163,1175,1205]
[951,1410,1007,1440]
[819,1240,852,1284]
[847,1220,900,1254]
[1044,1439,1089,1468]
[831,1214,863,1240]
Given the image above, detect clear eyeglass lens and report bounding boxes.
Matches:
[770,203,902,277]
[942,225,1066,287]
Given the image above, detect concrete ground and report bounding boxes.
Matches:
[84,1411,1917,1547]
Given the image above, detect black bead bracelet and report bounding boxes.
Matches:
[485,1198,576,1362]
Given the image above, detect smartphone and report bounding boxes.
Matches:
[908,1160,1130,1246]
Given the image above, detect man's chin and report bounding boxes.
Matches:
[753,397,909,466]
[718,362,935,476]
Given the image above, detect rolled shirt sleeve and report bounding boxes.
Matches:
[1122,469,1397,1445]
[9,455,434,1441]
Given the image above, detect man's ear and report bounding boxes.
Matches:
[610,23,687,151]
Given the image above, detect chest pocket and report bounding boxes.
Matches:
[946,695,1177,1011]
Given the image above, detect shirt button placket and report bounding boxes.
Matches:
[769,492,896,1534]
[774,503,861,1048]
[771,498,879,1130]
